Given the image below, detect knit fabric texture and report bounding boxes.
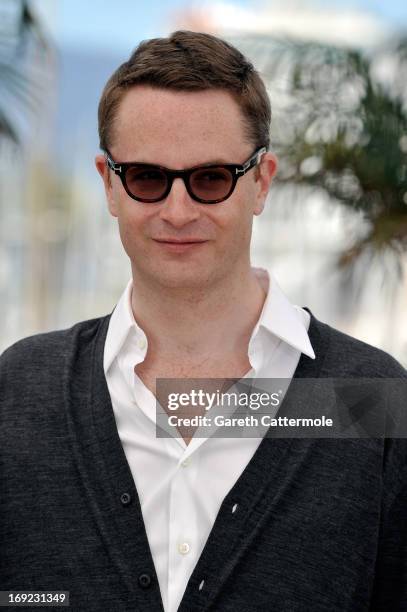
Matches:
[0,310,406,611]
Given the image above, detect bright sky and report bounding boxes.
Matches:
[32,0,407,55]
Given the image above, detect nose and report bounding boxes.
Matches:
[158,177,200,228]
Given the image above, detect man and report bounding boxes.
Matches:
[0,30,406,612]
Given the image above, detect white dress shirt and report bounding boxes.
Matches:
[104,268,315,612]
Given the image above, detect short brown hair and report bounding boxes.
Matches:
[98,30,271,152]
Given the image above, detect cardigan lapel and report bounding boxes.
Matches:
[64,314,165,610]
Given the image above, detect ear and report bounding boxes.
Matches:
[253,152,278,216]
[95,154,118,217]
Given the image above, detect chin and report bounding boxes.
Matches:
[132,252,232,291]
[134,262,213,290]
[155,270,211,290]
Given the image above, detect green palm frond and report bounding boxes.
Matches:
[0,0,52,145]
[235,34,407,273]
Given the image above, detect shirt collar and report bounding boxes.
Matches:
[251,267,315,359]
[104,269,315,374]
[103,279,144,373]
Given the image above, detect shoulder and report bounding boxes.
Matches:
[0,315,110,381]
[309,312,407,378]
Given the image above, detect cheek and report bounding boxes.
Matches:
[211,200,253,250]
[116,202,164,248]
[228,189,255,230]
[115,206,146,251]
[232,194,255,245]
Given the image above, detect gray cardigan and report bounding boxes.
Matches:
[0,310,406,612]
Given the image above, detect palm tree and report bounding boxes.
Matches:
[0,0,51,144]
[254,36,407,279]
[0,0,54,347]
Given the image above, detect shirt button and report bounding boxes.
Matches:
[138,573,152,588]
[178,542,190,555]
[120,492,132,506]
[181,458,190,467]
[137,337,147,350]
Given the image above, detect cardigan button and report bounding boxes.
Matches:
[138,573,152,588]
[120,492,132,506]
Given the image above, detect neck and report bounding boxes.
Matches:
[130,266,267,359]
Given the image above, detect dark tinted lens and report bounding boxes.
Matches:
[190,167,233,201]
[125,166,167,200]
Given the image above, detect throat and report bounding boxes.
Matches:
[134,354,253,396]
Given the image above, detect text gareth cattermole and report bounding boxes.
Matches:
[167,389,282,411]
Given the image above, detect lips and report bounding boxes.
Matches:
[152,238,208,252]
[153,239,208,244]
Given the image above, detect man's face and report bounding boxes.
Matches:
[95,85,277,291]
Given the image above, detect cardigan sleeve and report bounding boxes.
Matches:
[369,437,407,611]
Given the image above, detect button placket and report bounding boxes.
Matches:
[178,542,190,555]
[167,454,197,611]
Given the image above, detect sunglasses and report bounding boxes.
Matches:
[104,146,267,204]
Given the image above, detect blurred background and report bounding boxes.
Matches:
[1,0,406,365]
